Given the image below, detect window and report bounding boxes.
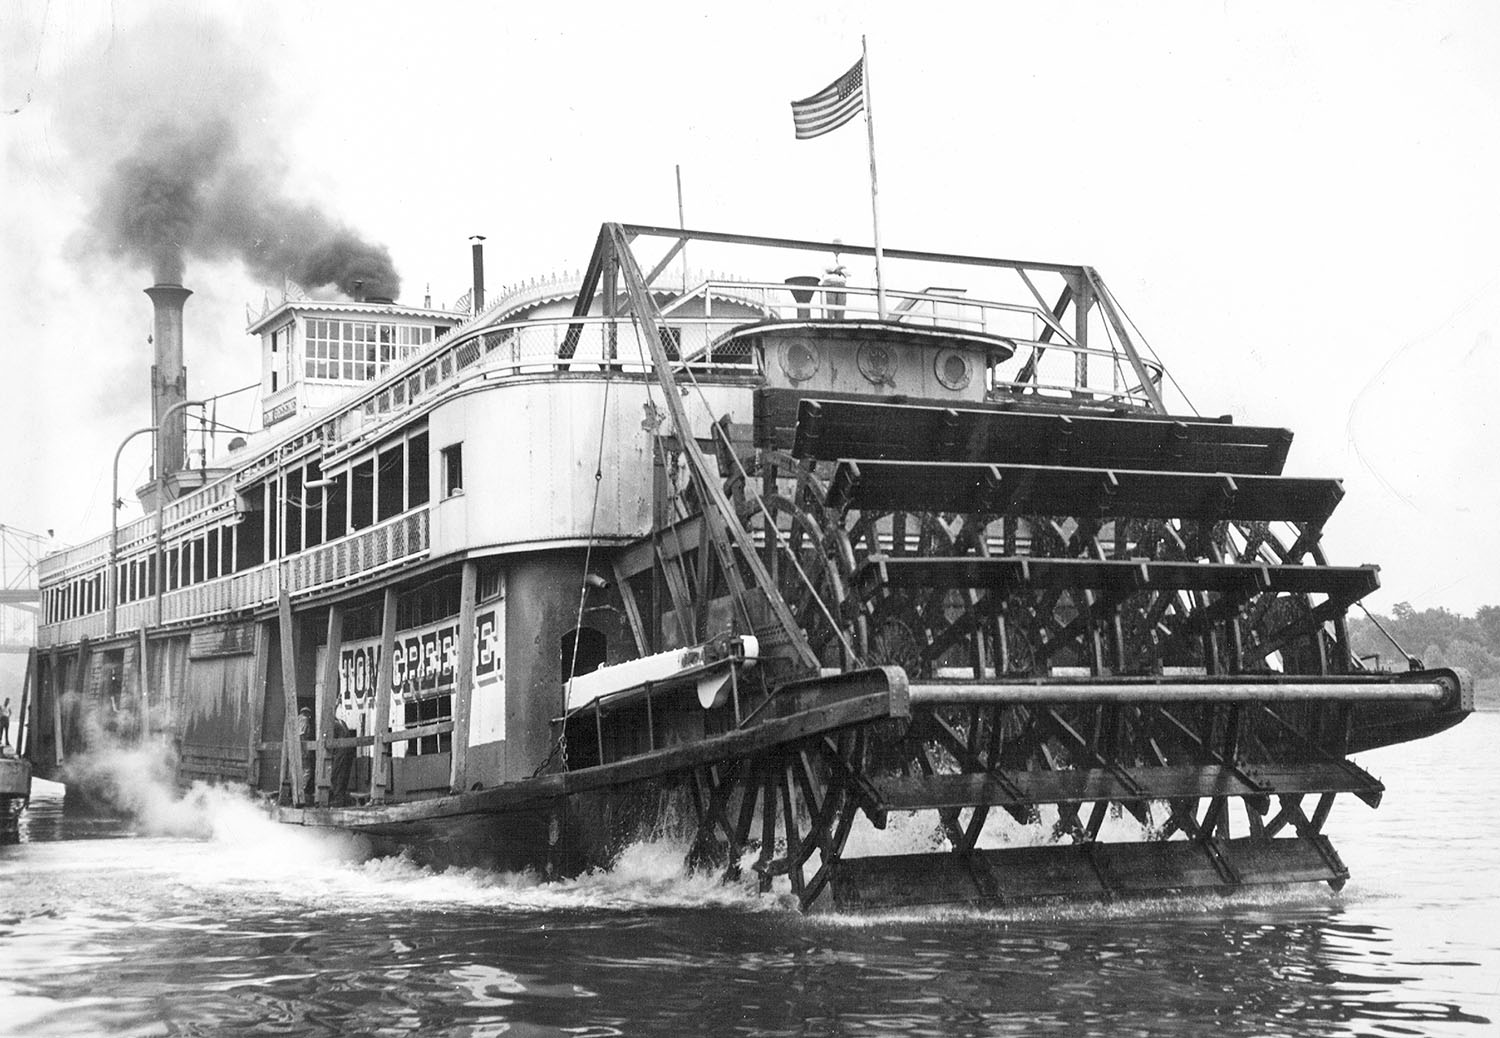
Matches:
[266,479,280,560]
[408,432,430,507]
[442,443,464,497]
[305,462,325,549]
[284,468,303,554]
[306,319,432,382]
[350,459,375,530]
[237,499,265,571]
[403,695,452,755]
[377,442,405,522]
[305,318,377,382]
[326,472,348,540]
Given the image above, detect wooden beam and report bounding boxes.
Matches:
[316,604,344,807]
[1085,267,1167,414]
[611,559,649,657]
[607,223,817,669]
[137,627,150,746]
[49,649,62,769]
[277,591,305,806]
[450,561,478,792]
[17,647,34,758]
[370,587,397,803]
[643,237,687,287]
[246,623,269,788]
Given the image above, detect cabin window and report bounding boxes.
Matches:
[396,573,460,629]
[285,468,304,553]
[350,459,375,530]
[305,463,325,549]
[306,318,378,382]
[166,549,179,592]
[265,479,280,560]
[403,695,452,755]
[237,505,265,571]
[205,530,219,578]
[221,526,236,576]
[378,323,395,368]
[560,627,607,684]
[377,442,405,522]
[408,431,430,506]
[442,443,464,497]
[326,472,348,540]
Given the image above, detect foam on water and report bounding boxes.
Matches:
[15,721,1468,926]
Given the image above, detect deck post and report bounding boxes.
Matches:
[450,561,478,792]
[316,604,344,807]
[137,627,150,745]
[277,591,305,806]
[17,648,35,758]
[371,588,397,803]
[246,622,270,788]
[49,649,62,768]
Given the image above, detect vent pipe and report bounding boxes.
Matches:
[470,235,486,314]
[145,283,192,482]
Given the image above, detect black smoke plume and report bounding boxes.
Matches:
[94,119,400,298]
[66,11,399,299]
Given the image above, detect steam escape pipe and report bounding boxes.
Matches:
[152,399,205,628]
[107,426,159,638]
[470,235,485,314]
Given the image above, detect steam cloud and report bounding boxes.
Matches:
[60,10,400,298]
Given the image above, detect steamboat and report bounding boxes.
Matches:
[23,224,1470,909]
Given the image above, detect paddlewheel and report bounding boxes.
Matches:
[683,395,1468,910]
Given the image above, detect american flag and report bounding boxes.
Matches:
[790,57,865,140]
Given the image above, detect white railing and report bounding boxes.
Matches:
[38,510,429,646]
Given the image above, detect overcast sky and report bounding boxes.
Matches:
[1,0,1496,614]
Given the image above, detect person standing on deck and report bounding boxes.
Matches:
[329,710,356,805]
[0,697,10,751]
[297,707,314,798]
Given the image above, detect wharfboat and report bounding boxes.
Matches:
[25,224,1470,909]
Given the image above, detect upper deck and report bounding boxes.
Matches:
[37,224,1172,649]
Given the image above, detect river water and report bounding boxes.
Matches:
[2,715,1497,1038]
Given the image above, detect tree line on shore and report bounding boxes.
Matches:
[1347,603,1500,681]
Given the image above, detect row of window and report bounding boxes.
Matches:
[43,428,466,624]
[305,320,434,382]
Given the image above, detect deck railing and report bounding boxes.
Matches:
[38,510,429,646]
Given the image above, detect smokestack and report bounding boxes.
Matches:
[470,235,486,314]
[145,283,192,483]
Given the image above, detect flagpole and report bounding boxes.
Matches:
[861,35,887,320]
